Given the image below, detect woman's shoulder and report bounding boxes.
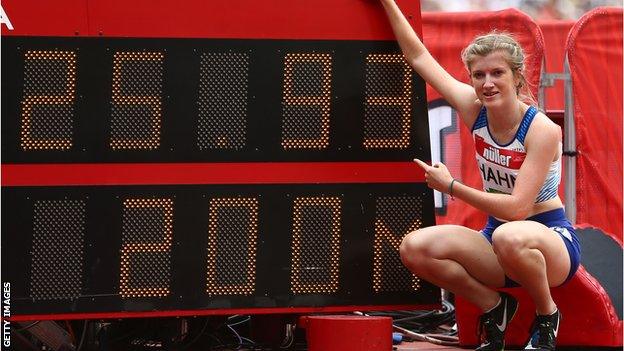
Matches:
[525,109,562,145]
[464,101,485,131]
[531,109,560,132]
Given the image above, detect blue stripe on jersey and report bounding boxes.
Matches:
[471,107,488,131]
[535,166,561,202]
[517,106,538,144]
[536,178,559,202]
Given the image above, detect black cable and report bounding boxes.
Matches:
[107,320,149,344]
[177,318,210,351]
[393,325,459,346]
[361,299,459,345]
[14,321,40,332]
[11,329,40,351]
[76,320,89,351]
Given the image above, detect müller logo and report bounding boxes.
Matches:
[2,282,10,348]
[474,135,525,169]
[482,146,512,167]
[0,4,13,31]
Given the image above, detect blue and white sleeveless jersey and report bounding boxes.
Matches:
[471,106,561,203]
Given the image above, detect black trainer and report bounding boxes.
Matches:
[475,292,519,351]
[524,309,561,350]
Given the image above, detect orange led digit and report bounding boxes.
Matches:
[364,54,412,149]
[373,196,423,292]
[291,197,341,294]
[206,198,259,296]
[20,50,77,150]
[119,198,173,298]
[281,53,332,149]
[110,51,164,150]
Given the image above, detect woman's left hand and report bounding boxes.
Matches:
[414,158,454,193]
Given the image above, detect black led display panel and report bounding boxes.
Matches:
[1,37,430,163]
[3,184,437,315]
[1,36,437,318]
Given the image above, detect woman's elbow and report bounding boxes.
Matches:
[503,201,532,221]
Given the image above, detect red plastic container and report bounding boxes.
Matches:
[303,315,393,351]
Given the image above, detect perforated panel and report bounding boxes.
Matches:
[206,198,259,295]
[291,197,341,293]
[110,51,164,150]
[4,39,430,164]
[20,50,77,151]
[373,196,423,292]
[282,53,332,149]
[197,52,249,150]
[364,54,412,149]
[119,198,173,298]
[30,200,85,300]
[2,35,438,318]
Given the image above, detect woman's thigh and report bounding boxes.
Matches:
[402,224,506,288]
[492,220,571,286]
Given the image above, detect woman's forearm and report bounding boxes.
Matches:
[379,0,427,63]
[451,182,532,221]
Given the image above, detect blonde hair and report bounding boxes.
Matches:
[461,32,536,105]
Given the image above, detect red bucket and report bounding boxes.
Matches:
[304,315,393,351]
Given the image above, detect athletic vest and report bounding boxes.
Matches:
[471,106,561,203]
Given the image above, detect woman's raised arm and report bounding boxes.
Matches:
[379,0,480,126]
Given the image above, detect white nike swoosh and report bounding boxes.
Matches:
[496,303,507,332]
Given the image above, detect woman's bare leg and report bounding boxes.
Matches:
[491,221,571,315]
[399,224,506,311]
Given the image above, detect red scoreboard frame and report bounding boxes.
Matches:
[1,0,438,321]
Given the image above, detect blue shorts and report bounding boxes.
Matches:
[481,208,581,288]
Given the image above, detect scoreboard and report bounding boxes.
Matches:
[1,0,438,320]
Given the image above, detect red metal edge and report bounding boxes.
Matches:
[1,0,89,37]
[2,0,422,40]
[7,304,441,322]
[545,109,564,120]
[1,162,426,186]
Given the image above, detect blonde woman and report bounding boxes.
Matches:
[378,1,581,350]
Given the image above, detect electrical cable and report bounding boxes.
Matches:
[76,320,89,351]
[228,315,258,350]
[227,324,244,350]
[65,321,76,344]
[227,315,251,327]
[203,316,263,350]
[178,318,210,351]
[359,299,459,346]
[108,320,149,344]
[14,321,40,332]
[279,324,295,349]
[240,336,256,346]
[11,330,40,351]
[392,324,459,346]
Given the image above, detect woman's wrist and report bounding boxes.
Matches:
[448,178,462,200]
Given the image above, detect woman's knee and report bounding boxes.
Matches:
[491,222,529,258]
[399,228,436,269]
